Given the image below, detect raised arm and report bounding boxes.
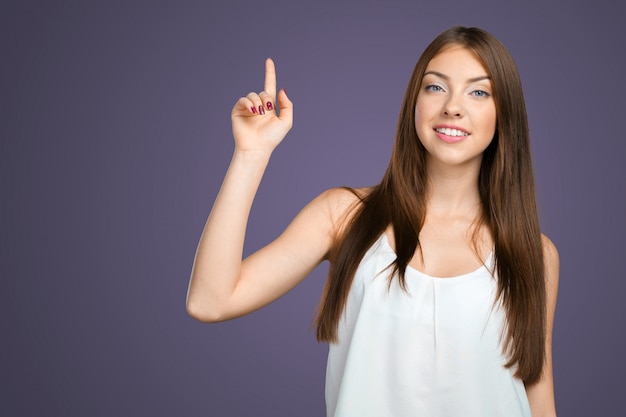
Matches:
[186,59,348,322]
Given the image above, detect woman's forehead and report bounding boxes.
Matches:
[424,46,489,79]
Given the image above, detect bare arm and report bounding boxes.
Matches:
[186,59,353,322]
[526,235,560,416]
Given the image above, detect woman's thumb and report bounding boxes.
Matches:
[277,89,293,126]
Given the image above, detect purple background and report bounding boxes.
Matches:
[2,0,624,415]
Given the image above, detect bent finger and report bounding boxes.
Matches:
[233,97,258,115]
[259,91,274,113]
[246,92,265,114]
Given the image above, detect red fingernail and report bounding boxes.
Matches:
[266,102,273,110]
[259,105,265,115]
[251,106,257,114]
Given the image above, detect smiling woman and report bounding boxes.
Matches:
[187,26,559,417]
[415,46,497,169]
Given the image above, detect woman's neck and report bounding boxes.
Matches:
[424,158,482,216]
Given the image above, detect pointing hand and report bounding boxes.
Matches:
[231,58,293,154]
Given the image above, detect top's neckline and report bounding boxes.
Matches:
[379,233,494,281]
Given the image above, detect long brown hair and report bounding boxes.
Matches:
[315,26,546,384]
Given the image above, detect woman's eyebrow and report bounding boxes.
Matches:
[423,70,490,83]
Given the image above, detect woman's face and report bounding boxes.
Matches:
[415,45,497,171]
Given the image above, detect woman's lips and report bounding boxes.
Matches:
[433,126,470,143]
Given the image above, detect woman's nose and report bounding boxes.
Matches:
[443,94,463,117]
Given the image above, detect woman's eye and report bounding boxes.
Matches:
[471,90,490,98]
[425,84,444,93]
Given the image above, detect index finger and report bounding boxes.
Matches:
[264,58,277,99]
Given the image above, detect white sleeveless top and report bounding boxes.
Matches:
[325,234,531,417]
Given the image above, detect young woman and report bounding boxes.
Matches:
[187,26,559,417]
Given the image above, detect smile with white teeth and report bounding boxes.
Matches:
[435,128,469,137]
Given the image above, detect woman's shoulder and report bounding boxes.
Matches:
[541,233,560,288]
[319,186,370,205]
[540,234,559,267]
[314,186,373,237]
[318,186,372,211]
